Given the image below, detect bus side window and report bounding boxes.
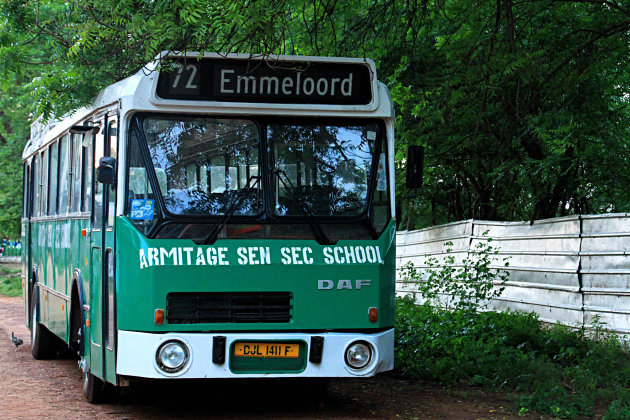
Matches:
[82,131,93,213]
[371,149,389,234]
[209,155,227,193]
[40,150,48,217]
[67,134,74,213]
[71,133,82,213]
[58,135,70,214]
[22,163,29,218]
[48,141,59,215]
[185,163,204,192]
[32,154,40,217]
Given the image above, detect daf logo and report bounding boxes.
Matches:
[317,279,372,290]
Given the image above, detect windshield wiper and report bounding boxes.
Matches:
[273,168,331,245]
[202,176,260,245]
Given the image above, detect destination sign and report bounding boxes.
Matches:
[156,58,373,105]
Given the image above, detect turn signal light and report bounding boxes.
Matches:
[155,309,165,325]
[368,307,378,323]
[81,229,87,237]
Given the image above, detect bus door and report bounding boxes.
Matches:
[103,115,118,384]
[23,162,33,325]
[88,113,118,384]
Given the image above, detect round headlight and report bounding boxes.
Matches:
[156,340,189,374]
[345,341,372,369]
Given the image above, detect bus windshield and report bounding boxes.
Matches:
[142,117,262,216]
[269,123,378,216]
[141,116,383,219]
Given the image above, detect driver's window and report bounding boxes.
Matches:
[126,131,157,234]
[371,149,389,234]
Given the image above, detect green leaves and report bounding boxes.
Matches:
[395,297,630,418]
[0,0,630,233]
[401,232,509,312]
[392,0,630,226]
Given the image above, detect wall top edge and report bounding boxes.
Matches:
[397,214,630,236]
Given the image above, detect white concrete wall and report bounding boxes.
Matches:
[396,214,630,334]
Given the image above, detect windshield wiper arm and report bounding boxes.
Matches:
[274,168,331,245]
[202,176,260,245]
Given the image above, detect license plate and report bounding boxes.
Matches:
[234,342,299,358]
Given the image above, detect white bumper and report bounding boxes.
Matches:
[117,329,394,379]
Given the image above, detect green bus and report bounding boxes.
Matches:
[22,53,397,402]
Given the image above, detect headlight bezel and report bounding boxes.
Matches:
[344,340,373,370]
[155,339,190,375]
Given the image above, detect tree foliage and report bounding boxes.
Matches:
[391,0,630,226]
[0,0,629,235]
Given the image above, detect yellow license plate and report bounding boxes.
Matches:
[234,342,299,358]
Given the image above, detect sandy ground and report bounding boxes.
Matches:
[0,292,548,419]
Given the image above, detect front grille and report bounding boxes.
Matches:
[166,292,293,324]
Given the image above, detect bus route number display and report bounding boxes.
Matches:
[156,58,373,105]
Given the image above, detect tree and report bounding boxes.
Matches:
[0,0,629,235]
[391,0,630,225]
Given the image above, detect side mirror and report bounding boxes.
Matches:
[406,145,424,189]
[97,156,117,185]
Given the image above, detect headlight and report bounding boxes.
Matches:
[156,340,189,374]
[345,341,372,369]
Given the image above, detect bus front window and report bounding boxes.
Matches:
[134,115,389,242]
[142,117,262,216]
[268,123,379,217]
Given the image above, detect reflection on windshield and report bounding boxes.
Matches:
[269,124,377,216]
[136,116,389,241]
[143,117,261,216]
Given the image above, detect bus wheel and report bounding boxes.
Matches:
[69,298,83,357]
[30,288,56,360]
[83,369,106,403]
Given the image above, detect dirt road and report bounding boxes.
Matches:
[0,294,544,419]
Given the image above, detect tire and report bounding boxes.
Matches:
[69,300,83,357]
[30,288,56,360]
[82,368,118,403]
[82,369,106,403]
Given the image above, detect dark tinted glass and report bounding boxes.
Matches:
[269,123,379,217]
[143,117,262,216]
[126,131,158,235]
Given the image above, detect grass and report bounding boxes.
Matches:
[0,265,22,297]
[395,296,630,419]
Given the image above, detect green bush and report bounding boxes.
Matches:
[396,233,630,417]
[0,265,21,297]
[400,233,509,312]
[394,296,630,418]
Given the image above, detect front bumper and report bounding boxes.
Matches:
[116,328,394,379]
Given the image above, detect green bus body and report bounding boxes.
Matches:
[21,53,396,399]
[116,218,396,332]
[23,218,90,338]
